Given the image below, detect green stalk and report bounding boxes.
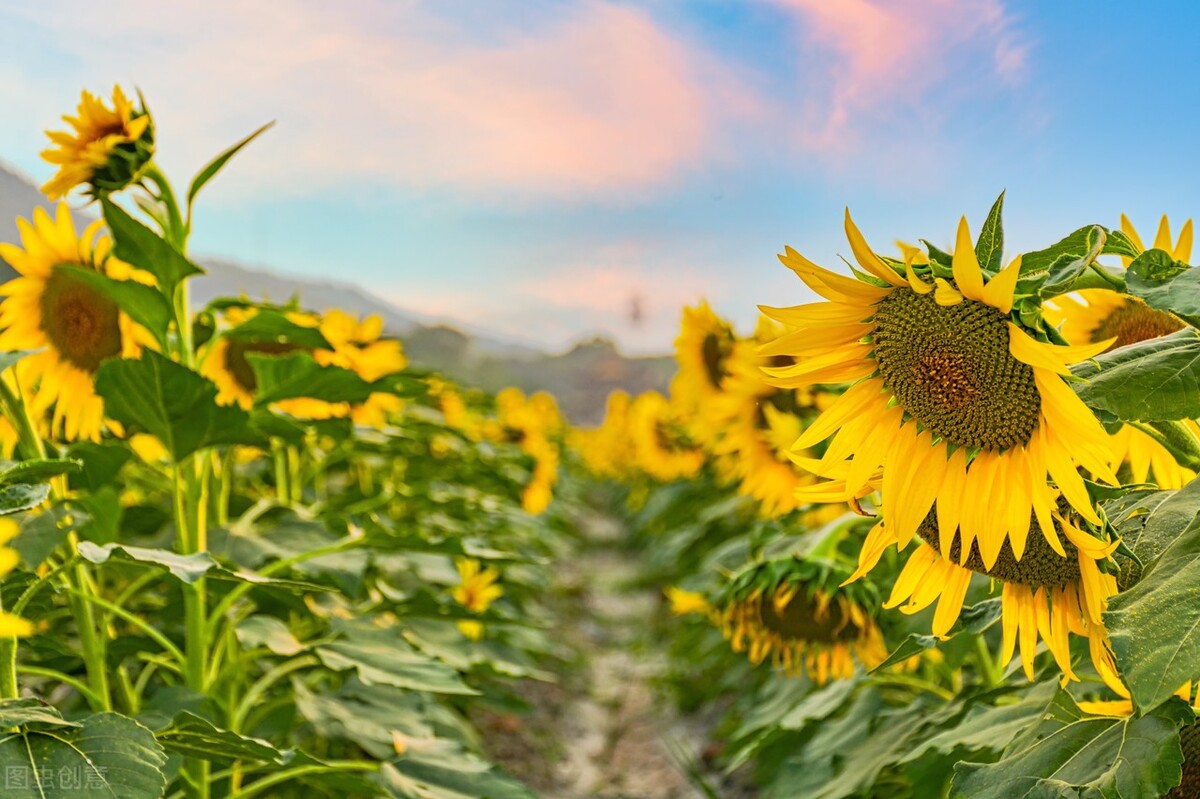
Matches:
[0,377,111,709]
[18,666,105,709]
[230,762,379,799]
[230,655,317,733]
[272,441,290,504]
[174,457,211,798]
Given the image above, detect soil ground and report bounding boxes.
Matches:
[474,513,725,799]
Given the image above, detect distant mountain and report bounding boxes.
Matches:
[403,327,673,424]
[0,163,670,421]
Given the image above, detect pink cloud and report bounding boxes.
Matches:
[12,1,750,201]
[767,0,1029,149]
[389,242,737,353]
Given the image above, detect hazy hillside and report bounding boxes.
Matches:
[404,327,674,424]
[0,163,671,421]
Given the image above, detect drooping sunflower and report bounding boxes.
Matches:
[708,316,828,517]
[849,494,1120,683]
[628,391,705,483]
[42,86,155,200]
[0,203,154,441]
[1045,213,1195,488]
[763,211,1118,565]
[712,557,887,683]
[671,302,736,447]
[452,558,503,641]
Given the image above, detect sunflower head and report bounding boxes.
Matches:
[452,558,503,640]
[0,203,152,441]
[852,493,1121,684]
[629,391,704,483]
[766,208,1119,572]
[714,557,886,683]
[671,303,736,443]
[42,86,155,200]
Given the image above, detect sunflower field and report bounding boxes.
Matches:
[1,85,1200,799]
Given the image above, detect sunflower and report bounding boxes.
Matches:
[42,86,155,200]
[849,495,1120,683]
[707,317,827,517]
[629,391,704,483]
[277,310,409,426]
[452,558,503,641]
[1045,214,1195,488]
[0,203,154,442]
[495,387,562,514]
[763,211,1118,564]
[713,558,887,683]
[671,302,736,447]
[202,307,319,409]
[572,390,636,480]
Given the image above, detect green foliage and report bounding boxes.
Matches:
[100,198,203,292]
[1072,329,1200,422]
[951,692,1189,798]
[1127,248,1200,326]
[0,701,168,798]
[1106,477,1200,712]
[95,350,252,460]
[974,191,1006,275]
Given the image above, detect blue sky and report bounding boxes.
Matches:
[1,1,1198,353]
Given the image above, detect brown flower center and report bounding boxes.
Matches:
[1169,723,1200,799]
[872,287,1041,451]
[756,589,862,644]
[225,339,304,392]
[915,509,1081,590]
[1091,299,1183,351]
[701,332,730,389]
[39,266,123,372]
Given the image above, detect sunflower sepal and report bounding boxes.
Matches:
[920,239,955,276]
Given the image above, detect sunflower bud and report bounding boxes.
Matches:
[41,86,156,200]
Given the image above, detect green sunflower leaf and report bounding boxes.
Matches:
[0,484,50,516]
[0,704,168,798]
[0,351,40,376]
[1126,248,1200,327]
[950,691,1188,799]
[95,350,254,460]
[224,308,331,349]
[975,190,1005,275]
[247,351,376,406]
[76,541,328,592]
[1019,224,1099,279]
[1105,477,1200,712]
[315,619,477,696]
[1070,328,1200,422]
[187,121,275,208]
[155,711,286,764]
[100,198,203,290]
[0,459,80,487]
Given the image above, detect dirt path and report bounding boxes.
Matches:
[478,513,709,798]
